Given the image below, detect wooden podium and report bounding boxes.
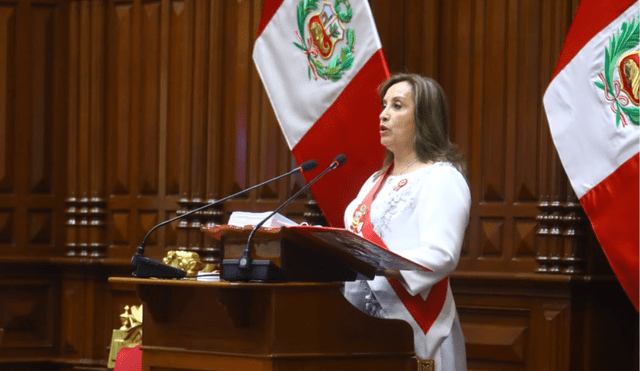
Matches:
[114,225,426,370]
[210,225,430,282]
[110,278,416,371]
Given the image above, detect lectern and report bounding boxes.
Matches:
[114,225,426,370]
[211,225,430,282]
[110,278,415,371]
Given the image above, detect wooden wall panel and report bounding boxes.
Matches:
[92,0,312,265]
[462,307,530,366]
[167,0,190,199]
[0,4,17,193]
[0,282,56,357]
[454,273,637,371]
[140,2,161,197]
[513,218,537,258]
[88,1,106,198]
[224,1,246,196]
[0,262,62,364]
[205,0,224,202]
[29,4,56,194]
[0,210,12,244]
[109,2,133,196]
[60,274,86,357]
[183,0,217,251]
[188,0,208,201]
[66,0,109,258]
[0,0,66,258]
[480,0,508,203]
[513,1,542,203]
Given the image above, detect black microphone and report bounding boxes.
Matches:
[222,154,347,282]
[131,159,318,278]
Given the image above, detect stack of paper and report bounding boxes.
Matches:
[227,211,298,228]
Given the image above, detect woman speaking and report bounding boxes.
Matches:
[343,73,470,371]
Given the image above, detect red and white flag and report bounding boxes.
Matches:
[543,0,639,310]
[253,0,389,227]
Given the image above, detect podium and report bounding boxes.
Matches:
[116,225,426,370]
[208,225,429,282]
[110,278,416,371]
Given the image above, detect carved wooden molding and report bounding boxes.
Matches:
[536,192,588,275]
[65,197,107,257]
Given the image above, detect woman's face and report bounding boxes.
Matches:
[379,81,416,155]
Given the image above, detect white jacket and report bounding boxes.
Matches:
[343,162,470,370]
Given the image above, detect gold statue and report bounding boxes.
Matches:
[108,305,143,368]
[162,250,204,276]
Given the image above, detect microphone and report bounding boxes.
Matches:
[131,159,318,278]
[222,154,347,282]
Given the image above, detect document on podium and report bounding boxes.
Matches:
[227,211,297,228]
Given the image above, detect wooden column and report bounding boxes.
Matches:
[65,0,108,258]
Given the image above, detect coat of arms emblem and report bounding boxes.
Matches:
[594,15,639,128]
[294,0,355,81]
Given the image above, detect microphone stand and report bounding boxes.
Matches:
[131,160,317,278]
[222,154,347,282]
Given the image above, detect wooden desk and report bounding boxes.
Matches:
[111,277,416,371]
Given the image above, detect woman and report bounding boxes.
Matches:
[343,73,470,370]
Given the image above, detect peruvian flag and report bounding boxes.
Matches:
[543,0,639,310]
[253,0,389,227]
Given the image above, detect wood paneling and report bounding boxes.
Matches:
[0,0,637,370]
[0,280,56,357]
[0,0,66,260]
[0,4,17,194]
[370,0,589,274]
[453,273,638,371]
[93,0,311,263]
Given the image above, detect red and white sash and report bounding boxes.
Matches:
[353,164,449,335]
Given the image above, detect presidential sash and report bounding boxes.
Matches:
[351,164,449,335]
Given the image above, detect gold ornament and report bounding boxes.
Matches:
[162,250,204,276]
[108,305,142,368]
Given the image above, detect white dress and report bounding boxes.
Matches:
[343,162,470,371]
